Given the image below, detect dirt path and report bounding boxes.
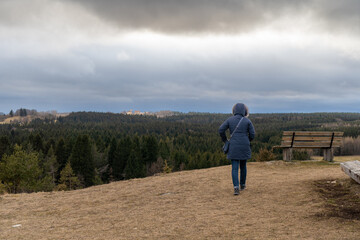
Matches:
[1,161,359,239]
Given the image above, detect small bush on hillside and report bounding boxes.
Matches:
[147,157,164,176]
[163,159,172,173]
[55,162,81,191]
[0,182,6,194]
[255,148,276,162]
[37,175,56,192]
[271,147,284,160]
[292,150,311,160]
[0,145,43,193]
[94,174,103,186]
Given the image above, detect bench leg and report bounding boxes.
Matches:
[323,148,333,162]
[283,148,292,161]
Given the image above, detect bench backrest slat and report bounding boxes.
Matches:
[280,131,343,148]
[282,131,343,136]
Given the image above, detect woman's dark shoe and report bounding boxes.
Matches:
[240,185,246,191]
[234,187,240,195]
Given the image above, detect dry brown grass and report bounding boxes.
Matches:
[0,116,33,124]
[312,155,360,162]
[1,160,360,240]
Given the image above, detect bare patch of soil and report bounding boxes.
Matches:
[314,178,360,220]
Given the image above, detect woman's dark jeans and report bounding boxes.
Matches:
[231,160,247,188]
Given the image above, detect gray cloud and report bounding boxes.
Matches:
[1,0,360,113]
[62,0,304,33]
[1,39,359,113]
[63,0,359,34]
[0,0,358,35]
[312,0,360,33]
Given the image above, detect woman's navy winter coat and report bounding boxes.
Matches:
[219,103,255,160]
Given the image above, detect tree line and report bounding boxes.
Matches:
[1,111,360,193]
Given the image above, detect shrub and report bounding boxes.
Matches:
[147,157,164,176]
[163,159,172,173]
[292,150,311,160]
[255,148,276,162]
[0,145,42,193]
[56,162,81,191]
[0,181,6,194]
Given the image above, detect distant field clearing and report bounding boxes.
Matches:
[0,113,69,124]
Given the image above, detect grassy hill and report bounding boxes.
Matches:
[0,112,69,125]
[0,116,36,124]
[1,159,360,239]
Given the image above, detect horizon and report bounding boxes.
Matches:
[1,1,359,113]
[1,107,360,115]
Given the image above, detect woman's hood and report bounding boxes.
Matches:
[232,103,249,117]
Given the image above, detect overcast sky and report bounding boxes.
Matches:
[1,0,359,113]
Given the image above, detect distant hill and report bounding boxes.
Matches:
[57,111,158,123]
[0,109,69,124]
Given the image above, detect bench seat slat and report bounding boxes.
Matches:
[281,140,342,144]
[280,142,341,147]
[281,146,340,149]
[280,144,342,148]
[282,140,342,144]
[280,145,342,148]
[283,131,343,136]
[281,141,340,147]
[282,136,342,141]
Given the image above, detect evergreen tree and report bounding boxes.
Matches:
[0,145,41,193]
[70,135,95,187]
[19,108,27,117]
[173,150,187,171]
[92,144,109,183]
[55,138,68,178]
[124,136,145,179]
[44,139,56,155]
[95,136,105,153]
[57,161,81,191]
[142,135,159,164]
[163,159,172,173]
[92,144,108,169]
[159,139,170,160]
[64,138,74,162]
[112,137,131,180]
[10,129,15,139]
[9,110,14,117]
[28,133,35,146]
[43,146,58,185]
[199,152,211,168]
[0,136,11,161]
[124,149,146,179]
[107,138,117,169]
[32,133,44,153]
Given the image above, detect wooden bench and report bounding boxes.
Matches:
[340,161,360,184]
[274,131,344,161]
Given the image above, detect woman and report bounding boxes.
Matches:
[219,103,255,195]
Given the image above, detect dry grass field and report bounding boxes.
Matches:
[0,113,69,124]
[1,158,360,240]
[0,116,22,124]
[0,116,35,124]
